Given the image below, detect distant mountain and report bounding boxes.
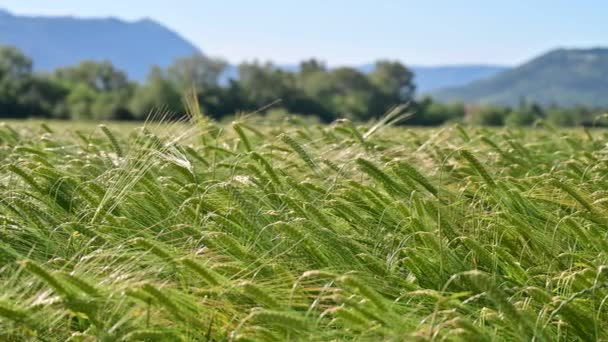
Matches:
[0,9,200,81]
[410,65,508,93]
[432,48,608,107]
[358,64,508,93]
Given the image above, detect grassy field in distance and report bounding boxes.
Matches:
[0,115,607,341]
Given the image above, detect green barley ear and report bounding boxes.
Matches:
[322,158,341,173]
[8,164,44,193]
[239,281,280,308]
[337,275,387,311]
[330,306,369,326]
[459,149,496,187]
[0,241,21,263]
[0,123,19,145]
[455,124,471,142]
[0,300,40,332]
[141,284,187,322]
[583,126,594,142]
[480,136,500,150]
[248,310,309,331]
[204,232,251,261]
[480,136,526,166]
[183,145,209,166]
[74,130,92,150]
[21,260,69,296]
[132,237,174,262]
[328,199,366,228]
[233,122,252,152]
[0,301,28,323]
[57,272,101,297]
[337,118,369,148]
[280,133,318,173]
[458,237,495,268]
[251,152,282,186]
[13,146,49,159]
[303,203,333,228]
[356,158,404,196]
[40,122,54,134]
[99,124,124,157]
[550,178,594,212]
[181,258,225,286]
[453,317,492,341]
[394,161,438,197]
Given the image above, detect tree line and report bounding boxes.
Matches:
[0,45,605,126]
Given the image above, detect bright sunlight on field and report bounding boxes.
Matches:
[1,114,607,340]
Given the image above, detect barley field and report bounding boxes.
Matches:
[1,113,607,341]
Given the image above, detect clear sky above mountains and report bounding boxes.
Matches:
[1,0,607,66]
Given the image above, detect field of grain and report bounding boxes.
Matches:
[0,115,607,341]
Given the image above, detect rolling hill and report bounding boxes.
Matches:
[432,48,608,106]
[410,65,508,94]
[0,8,200,81]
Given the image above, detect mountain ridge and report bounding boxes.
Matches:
[431,47,608,106]
[409,64,508,94]
[0,8,201,81]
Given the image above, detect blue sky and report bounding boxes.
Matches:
[1,0,607,66]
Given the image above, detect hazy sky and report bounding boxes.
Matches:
[1,0,607,66]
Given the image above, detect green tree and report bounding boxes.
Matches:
[326,67,378,120]
[297,60,333,105]
[0,46,32,79]
[545,107,576,126]
[55,61,130,92]
[368,60,415,103]
[504,103,544,126]
[163,54,232,118]
[237,62,296,109]
[130,66,183,120]
[20,76,70,118]
[467,106,509,126]
[167,54,227,92]
[65,84,97,120]
[0,46,34,117]
[413,97,465,125]
[55,61,134,120]
[299,58,327,75]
